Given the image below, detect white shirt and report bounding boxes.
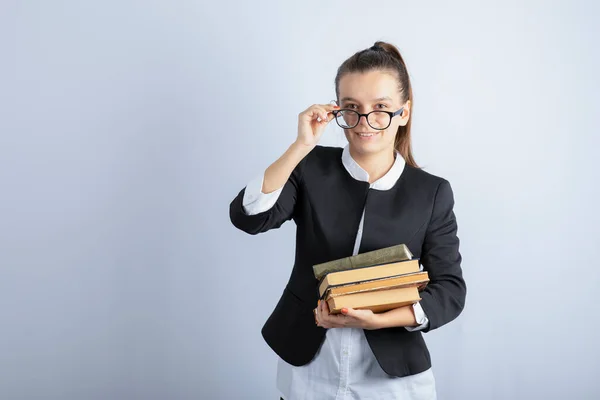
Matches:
[242,145,437,400]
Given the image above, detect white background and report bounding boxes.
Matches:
[1,1,599,399]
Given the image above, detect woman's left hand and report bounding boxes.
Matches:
[315,299,380,330]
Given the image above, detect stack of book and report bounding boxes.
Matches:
[313,244,429,314]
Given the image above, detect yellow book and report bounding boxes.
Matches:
[327,286,421,314]
[325,271,429,298]
[318,259,420,298]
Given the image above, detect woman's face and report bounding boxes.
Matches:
[337,70,409,157]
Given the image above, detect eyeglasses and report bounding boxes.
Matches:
[331,108,404,130]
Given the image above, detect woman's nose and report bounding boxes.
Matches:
[358,114,371,128]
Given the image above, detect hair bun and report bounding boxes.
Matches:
[373,41,405,66]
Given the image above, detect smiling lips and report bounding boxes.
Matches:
[356,132,379,138]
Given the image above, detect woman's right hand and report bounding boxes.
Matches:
[295,103,340,148]
[260,103,340,195]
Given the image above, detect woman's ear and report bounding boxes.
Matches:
[403,100,411,117]
[399,100,411,125]
[399,100,410,126]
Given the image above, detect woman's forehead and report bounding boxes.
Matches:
[338,70,400,103]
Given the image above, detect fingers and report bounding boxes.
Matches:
[316,300,328,327]
[316,299,347,329]
[325,110,336,122]
[315,301,321,325]
[310,108,330,124]
[301,104,340,124]
[341,307,351,316]
[308,103,340,111]
[315,300,325,327]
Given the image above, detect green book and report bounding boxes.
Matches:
[312,244,414,281]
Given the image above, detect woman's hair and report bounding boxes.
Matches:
[335,41,417,168]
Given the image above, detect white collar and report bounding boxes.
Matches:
[341,144,405,190]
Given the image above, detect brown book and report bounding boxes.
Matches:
[318,259,420,298]
[327,286,421,314]
[325,271,429,298]
[313,244,413,281]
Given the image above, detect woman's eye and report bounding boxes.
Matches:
[376,103,388,109]
[344,104,357,109]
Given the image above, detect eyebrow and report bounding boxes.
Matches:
[340,96,393,103]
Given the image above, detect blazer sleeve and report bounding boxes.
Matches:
[229,158,305,235]
[241,174,284,216]
[418,179,466,332]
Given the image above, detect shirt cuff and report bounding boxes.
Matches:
[405,262,429,331]
[242,174,284,216]
[405,302,429,331]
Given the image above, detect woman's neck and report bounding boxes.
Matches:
[349,147,396,184]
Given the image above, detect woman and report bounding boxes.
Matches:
[229,41,466,400]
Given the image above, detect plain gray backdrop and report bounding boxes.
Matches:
[1,1,599,399]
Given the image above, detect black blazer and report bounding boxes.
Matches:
[229,145,466,377]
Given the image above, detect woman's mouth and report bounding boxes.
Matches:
[356,132,379,139]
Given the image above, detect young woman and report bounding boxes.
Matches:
[229,41,466,400]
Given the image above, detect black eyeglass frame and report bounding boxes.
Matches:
[331,108,404,130]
